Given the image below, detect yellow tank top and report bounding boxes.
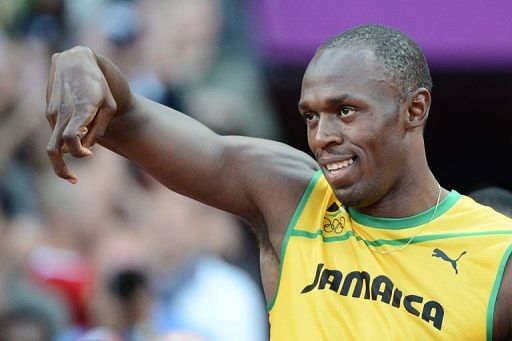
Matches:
[268,170,512,340]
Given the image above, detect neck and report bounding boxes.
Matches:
[356,161,446,218]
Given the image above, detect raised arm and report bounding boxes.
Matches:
[45,46,318,223]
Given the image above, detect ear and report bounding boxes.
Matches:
[405,88,431,129]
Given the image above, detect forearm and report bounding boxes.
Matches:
[98,95,244,213]
[45,46,314,221]
[46,46,260,217]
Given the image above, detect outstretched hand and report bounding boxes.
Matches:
[45,47,118,183]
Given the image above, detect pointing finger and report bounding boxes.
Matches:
[46,53,58,104]
[45,106,57,130]
[47,115,77,183]
[62,106,98,158]
[45,55,58,129]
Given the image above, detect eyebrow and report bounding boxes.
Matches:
[326,94,353,106]
[298,94,355,110]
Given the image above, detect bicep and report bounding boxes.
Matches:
[221,136,318,222]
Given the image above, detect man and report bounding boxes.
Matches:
[45,25,512,339]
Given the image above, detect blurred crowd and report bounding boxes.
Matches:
[0,0,277,340]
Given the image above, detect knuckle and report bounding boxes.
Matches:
[51,52,60,63]
[46,145,58,157]
[62,131,78,144]
[58,46,93,63]
[69,46,95,58]
[92,98,104,110]
[109,100,118,114]
[70,45,88,53]
[45,106,56,119]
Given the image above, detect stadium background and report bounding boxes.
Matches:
[0,0,510,339]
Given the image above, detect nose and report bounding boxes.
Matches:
[310,114,343,149]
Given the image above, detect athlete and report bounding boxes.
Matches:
[44,25,512,339]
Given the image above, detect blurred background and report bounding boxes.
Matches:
[0,0,510,340]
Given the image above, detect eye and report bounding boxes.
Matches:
[303,112,319,122]
[339,106,357,117]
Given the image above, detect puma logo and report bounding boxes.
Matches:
[432,248,467,274]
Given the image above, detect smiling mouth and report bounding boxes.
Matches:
[325,156,357,173]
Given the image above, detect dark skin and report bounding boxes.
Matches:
[45,45,511,339]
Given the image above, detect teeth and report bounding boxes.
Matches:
[326,158,354,171]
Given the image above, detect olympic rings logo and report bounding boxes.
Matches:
[323,216,345,234]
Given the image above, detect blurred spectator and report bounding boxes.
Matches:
[0,215,70,339]
[78,227,155,340]
[144,184,268,341]
[0,1,273,339]
[0,307,52,341]
[468,186,512,218]
[0,0,67,49]
[77,0,281,138]
[33,149,136,332]
[0,33,49,218]
[108,269,152,339]
[28,245,92,327]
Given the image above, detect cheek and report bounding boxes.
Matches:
[306,130,318,154]
[369,137,406,178]
[358,129,401,167]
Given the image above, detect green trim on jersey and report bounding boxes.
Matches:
[347,190,461,229]
[486,244,512,341]
[292,228,512,246]
[267,170,323,312]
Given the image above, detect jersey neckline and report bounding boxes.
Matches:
[347,190,461,229]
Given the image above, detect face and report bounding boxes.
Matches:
[299,47,411,209]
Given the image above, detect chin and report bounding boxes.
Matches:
[334,190,364,208]
[332,179,382,209]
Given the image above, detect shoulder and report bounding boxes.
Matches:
[223,136,319,242]
[223,136,319,217]
[224,136,318,173]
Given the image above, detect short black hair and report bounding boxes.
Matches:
[320,24,433,96]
